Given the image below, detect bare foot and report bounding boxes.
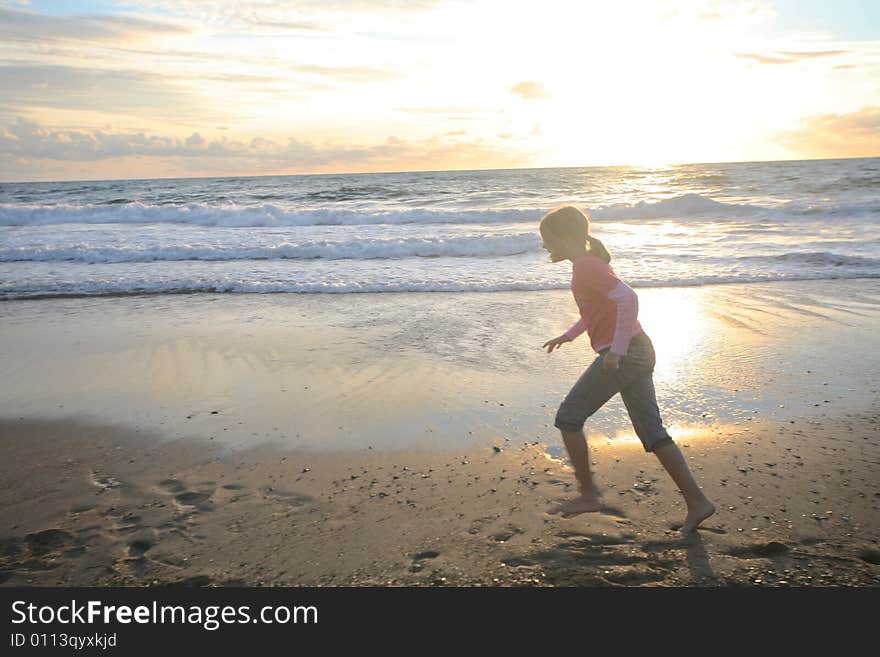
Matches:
[680,499,716,535]
[547,491,604,518]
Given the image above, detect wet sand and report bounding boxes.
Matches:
[1,279,879,586]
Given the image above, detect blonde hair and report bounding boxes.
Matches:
[538,205,611,263]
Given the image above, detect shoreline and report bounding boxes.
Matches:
[3,274,880,303]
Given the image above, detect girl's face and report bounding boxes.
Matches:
[541,231,569,263]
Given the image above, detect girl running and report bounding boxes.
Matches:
[539,205,715,535]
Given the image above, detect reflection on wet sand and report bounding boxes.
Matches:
[0,278,878,453]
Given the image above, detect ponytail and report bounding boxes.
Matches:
[586,234,611,264]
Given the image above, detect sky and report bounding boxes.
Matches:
[0,0,878,182]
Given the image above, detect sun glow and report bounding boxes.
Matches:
[636,286,712,385]
[601,421,720,449]
[3,0,878,181]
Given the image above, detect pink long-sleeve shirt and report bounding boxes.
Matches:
[563,252,642,355]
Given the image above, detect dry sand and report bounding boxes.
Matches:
[1,280,879,587]
[1,408,879,587]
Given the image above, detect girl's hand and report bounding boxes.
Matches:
[603,352,622,370]
[542,334,571,353]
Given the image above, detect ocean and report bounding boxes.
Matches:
[1,157,878,300]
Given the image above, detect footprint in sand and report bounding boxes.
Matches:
[549,504,628,520]
[410,550,440,572]
[73,524,104,542]
[666,519,726,534]
[508,541,678,586]
[490,524,525,543]
[157,479,186,494]
[412,550,440,561]
[127,540,151,558]
[604,568,670,585]
[62,546,87,559]
[164,575,214,587]
[127,538,154,558]
[724,541,789,558]
[467,515,498,535]
[858,548,880,565]
[216,483,251,503]
[156,479,216,510]
[113,514,143,534]
[571,547,649,567]
[113,528,163,580]
[25,529,76,557]
[555,530,637,546]
[0,530,81,581]
[0,537,25,560]
[174,491,213,507]
[116,554,150,577]
[69,504,97,514]
[90,471,122,493]
[260,487,314,508]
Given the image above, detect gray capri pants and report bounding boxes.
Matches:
[554,329,674,453]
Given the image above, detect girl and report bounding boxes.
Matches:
[539,205,715,536]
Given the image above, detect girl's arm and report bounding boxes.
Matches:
[564,317,587,341]
[607,281,639,355]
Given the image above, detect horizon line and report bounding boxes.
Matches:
[2,154,878,185]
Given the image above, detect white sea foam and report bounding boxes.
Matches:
[591,193,762,219]
[1,193,875,228]
[1,158,878,299]
[0,233,541,263]
[3,270,878,300]
[0,203,540,227]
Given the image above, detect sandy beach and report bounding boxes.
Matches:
[1,279,879,587]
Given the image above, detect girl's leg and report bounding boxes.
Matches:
[549,428,603,515]
[652,442,715,535]
[619,372,715,535]
[550,354,619,516]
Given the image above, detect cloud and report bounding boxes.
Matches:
[0,6,191,43]
[118,0,445,17]
[0,53,402,133]
[285,63,401,82]
[1,0,454,53]
[735,50,848,65]
[185,132,206,147]
[0,116,533,179]
[510,81,549,100]
[0,63,225,123]
[0,116,310,160]
[109,0,446,33]
[665,0,774,24]
[398,106,493,115]
[293,0,443,11]
[780,106,880,158]
[777,50,848,59]
[235,17,330,32]
[0,116,210,160]
[735,53,791,64]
